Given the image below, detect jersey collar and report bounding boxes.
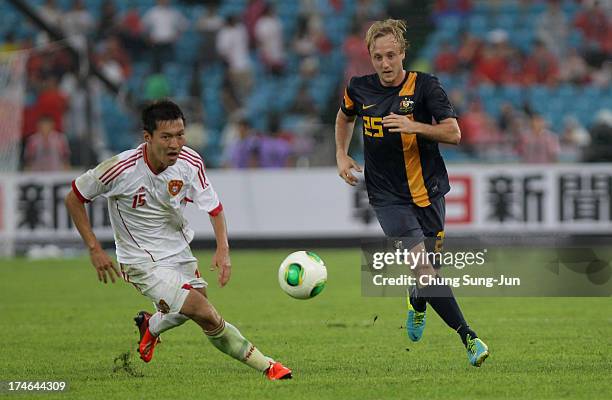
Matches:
[376,70,408,90]
[143,143,163,175]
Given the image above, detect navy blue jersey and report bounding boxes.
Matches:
[341,71,457,207]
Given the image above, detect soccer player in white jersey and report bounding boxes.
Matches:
[65,100,291,380]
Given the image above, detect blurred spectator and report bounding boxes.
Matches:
[259,118,293,168]
[298,56,319,80]
[343,22,373,83]
[196,5,223,68]
[354,0,385,28]
[522,40,560,86]
[224,117,259,168]
[34,77,68,133]
[24,115,70,171]
[220,71,241,114]
[142,0,189,67]
[117,6,146,60]
[63,0,95,50]
[96,36,131,85]
[97,51,124,85]
[584,110,612,162]
[574,1,611,56]
[294,17,318,59]
[26,42,73,87]
[472,32,509,85]
[243,0,267,49]
[433,0,472,20]
[434,41,459,73]
[289,82,318,115]
[254,4,286,75]
[183,103,208,153]
[294,15,333,60]
[96,1,119,40]
[458,100,502,154]
[560,116,590,161]
[143,63,171,100]
[591,60,611,87]
[498,103,529,140]
[505,46,526,84]
[559,48,591,84]
[217,15,252,98]
[456,32,482,72]
[517,114,560,163]
[536,0,568,57]
[39,0,61,25]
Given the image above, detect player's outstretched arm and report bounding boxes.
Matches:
[209,210,231,287]
[335,109,362,186]
[65,191,120,284]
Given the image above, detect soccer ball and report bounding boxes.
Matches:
[278,251,327,299]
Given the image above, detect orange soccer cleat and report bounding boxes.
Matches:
[265,361,292,381]
[134,311,160,363]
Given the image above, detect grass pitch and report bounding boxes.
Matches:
[1,249,611,399]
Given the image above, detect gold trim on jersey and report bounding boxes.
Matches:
[399,71,418,96]
[343,88,354,110]
[400,72,431,207]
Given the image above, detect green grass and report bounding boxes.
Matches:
[1,249,611,399]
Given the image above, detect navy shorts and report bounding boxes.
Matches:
[373,197,446,263]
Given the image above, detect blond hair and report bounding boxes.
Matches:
[365,19,409,53]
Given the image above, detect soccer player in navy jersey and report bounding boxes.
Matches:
[335,19,489,366]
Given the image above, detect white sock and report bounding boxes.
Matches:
[148,312,189,336]
[206,320,273,372]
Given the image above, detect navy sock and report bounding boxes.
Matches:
[420,281,477,346]
[409,286,427,312]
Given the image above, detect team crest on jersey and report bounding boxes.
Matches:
[399,98,414,114]
[168,180,183,196]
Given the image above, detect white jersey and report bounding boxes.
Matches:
[73,143,221,264]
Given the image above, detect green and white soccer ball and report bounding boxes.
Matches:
[278,251,327,299]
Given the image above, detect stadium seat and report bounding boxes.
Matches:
[500,85,523,106]
[468,15,488,35]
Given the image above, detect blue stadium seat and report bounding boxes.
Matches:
[495,14,516,31]
[438,15,462,34]
[528,86,551,104]
[468,15,488,35]
[500,85,523,106]
[528,2,547,14]
[556,84,577,101]
[477,84,497,99]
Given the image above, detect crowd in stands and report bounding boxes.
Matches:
[0,0,610,170]
[428,0,611,163]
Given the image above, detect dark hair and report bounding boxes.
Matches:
[142,99,185,134]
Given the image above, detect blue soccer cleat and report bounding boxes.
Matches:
[406,300,426,342]
[466,334,489,367]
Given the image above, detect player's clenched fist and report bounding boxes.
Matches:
[336,153,362,186]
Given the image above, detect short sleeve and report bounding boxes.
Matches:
[187,168,222,216]
[340,78,358,117]
[189,182,222,216]
[424,75,458,123]
[72,153,135,203]
[73,166,111,203]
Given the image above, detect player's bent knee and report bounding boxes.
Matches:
[179,289,205,316]
[180,289,222,330]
